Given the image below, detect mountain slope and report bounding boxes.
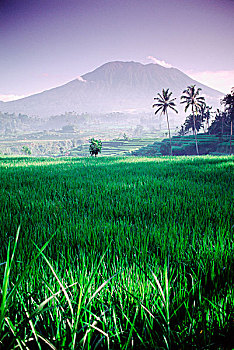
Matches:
[0,61,223,117]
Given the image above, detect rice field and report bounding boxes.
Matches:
[0,155,233,349]
[70,138,157,157]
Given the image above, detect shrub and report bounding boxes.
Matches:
[89,138,102,157]
[21,146,31,155]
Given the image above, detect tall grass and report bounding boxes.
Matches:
[0,155,233,349]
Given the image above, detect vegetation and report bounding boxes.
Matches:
[153,89,178,156]
[89,138,102,156]
[175,88,234,156]
[202,104,212,134]
[180,85,205,155]
[71,138,157,157]
[221,88,234,154]
[133,134,234,157]
[21,145,31,155]
[208,109,228,136]
[0,156,233,349]
[179,103,212,136]
[0,111,161,157]
[178,113,204,136]
[0,112,36,135]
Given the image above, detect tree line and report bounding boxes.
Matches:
[153,86,234,155]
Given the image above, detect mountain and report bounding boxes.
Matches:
[0,61,223,118]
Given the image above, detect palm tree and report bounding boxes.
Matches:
[200,103,212,134]
[216,109,225,137]
[153,88,178,156]
[221,87,234,154]
[180,85,205,155]
[183,113,203,134]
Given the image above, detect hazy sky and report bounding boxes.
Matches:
[0,0,233,101]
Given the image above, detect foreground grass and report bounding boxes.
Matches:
[0,155,233,349]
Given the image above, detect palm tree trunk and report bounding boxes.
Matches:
[159,111,163,132]
[193,110,199,155]
[230,120,232,155]
[207,118,210,134]
[221,113,224,137]
[166,110,172,156]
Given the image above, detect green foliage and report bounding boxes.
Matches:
[179,113,204,135]
[160,140,171,155]
[221,88,234,154]
[221,87,234,122]
[0,156,233,348]
[208,109,229,135]
[21,145,31,155]
[89,138,102,156]
[134,135,233,156]
[180,85,206,155]
[153,88,178,156]
[131,140,161,156]
[153,88,178,115]
[180,85,205,114]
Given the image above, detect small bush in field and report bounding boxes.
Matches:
[21,145,31,155]
[89,138,102,156]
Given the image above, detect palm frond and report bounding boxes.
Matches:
[180,85,205,115]
[152,102,163,108]
[167,91,173,99]
[154,98,164,105]
[169,105,178,113]
[153,88,177,116]
[169,101,177,107]
[153,106,163,115]
[162,88,169,97]
[181,94,190,100]
[157,93,164,101]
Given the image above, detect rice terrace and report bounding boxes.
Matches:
[0,155,233,349]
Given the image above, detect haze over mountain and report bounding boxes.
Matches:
[0,61,223,118]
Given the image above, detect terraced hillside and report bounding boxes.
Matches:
[132,134,233,156]
[70,137,157,156]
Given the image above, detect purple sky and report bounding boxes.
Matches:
[0,0,233,101]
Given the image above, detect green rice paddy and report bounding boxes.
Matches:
[0,155,233,349]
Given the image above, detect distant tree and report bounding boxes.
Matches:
[21,146,31,155]
[180,85,205,155]
[183,113,203,135]
[153,88,178,156]
[61,125,75,133]
[219,109,225,136]
[89,138,102,157]
[178,125,185,136]
[200,104,212,134]
[208,109,229,136]
[122,133,129,141]
[221,87,234,154]
[71,139,76,148]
